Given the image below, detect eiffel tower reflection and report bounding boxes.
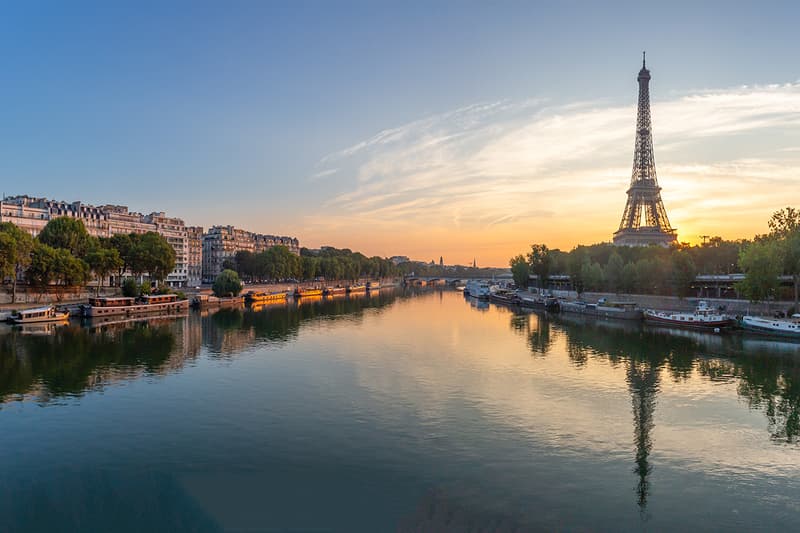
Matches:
[626,357,660,511]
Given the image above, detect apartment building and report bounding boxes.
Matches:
[202,225,300,282]
[1,195,191,287]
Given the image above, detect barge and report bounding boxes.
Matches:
[84,294,190,318]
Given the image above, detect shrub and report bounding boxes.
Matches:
[122,278,138,297]
[213,269,243,297]
[140,280,152,295]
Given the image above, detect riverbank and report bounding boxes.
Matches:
[541,289,794,316]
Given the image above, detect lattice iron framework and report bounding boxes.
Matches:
[613,53,676,246]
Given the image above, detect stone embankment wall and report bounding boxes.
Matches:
[0,287,121,309]
[581,292,792,316]
[526,288,793,316]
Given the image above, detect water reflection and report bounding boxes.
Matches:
[517,308,800,511]
[2,289,800,529]
[0,289,403,405]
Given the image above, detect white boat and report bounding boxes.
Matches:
[740,314,800,338]
[644,301,733,330]
[465,280,490,299]
[11,306,70,324]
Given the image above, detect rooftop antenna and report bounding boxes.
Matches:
[642,50,646,68]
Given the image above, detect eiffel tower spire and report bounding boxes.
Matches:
[613,54,677,247]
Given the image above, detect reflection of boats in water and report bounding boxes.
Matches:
[644,301,734,330]
[366,282,381,292]
[85,312,189,329]
[16,321,70,335]
[249,300,289,313]
[10,305,70,324]
[468,297,489,311]
[740,315,800,339]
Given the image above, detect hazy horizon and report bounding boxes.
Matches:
[3,1,799,266]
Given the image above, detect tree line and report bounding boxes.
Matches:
[0,217,176,302]
[228,246,402,283]
[509,207,800,304]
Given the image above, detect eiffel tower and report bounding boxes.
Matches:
[613,53,677,247]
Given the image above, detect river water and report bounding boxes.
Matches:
[1,289,799,532]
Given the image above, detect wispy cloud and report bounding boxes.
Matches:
[306,83,800,260]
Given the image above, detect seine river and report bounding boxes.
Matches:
[1,289,799,532]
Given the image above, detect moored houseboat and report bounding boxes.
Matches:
[465,280,490,300]
[84,294,190,318]
[191,294,244,308]
[739,314,800,338]
[346,284,366,294]
[560,299,642,320]
[324,286,347,296]
[489,288,521,306]
[294,287,324,298]
[11,305,70,324]
[643,301,734,330]
[245,291,287,304]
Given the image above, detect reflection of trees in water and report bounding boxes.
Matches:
[526,313,554,356]
[0,290,406,405]
[0,321,177,405]
[201,290,403,355]
[554,314,800,511]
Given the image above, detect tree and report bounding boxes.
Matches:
[86,247,123,295]
[604,252,625,293]
[138,232,176,285]
[670,251,697,298]
[38,217,91,257]
[509,254,530,288]
[0,222,35,303]
[109,233,134,285]
[527,244,552,289]
[52,249,89,299]
[213,269,243,297]
[779,231,800,306]
[26,243,58,300]
[768,207,800,238]
[621,262,639,294]
[737,240,782,303]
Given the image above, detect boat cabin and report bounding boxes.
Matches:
[18,306,60,319]
[140,294,179,304]
[88,297,135,307]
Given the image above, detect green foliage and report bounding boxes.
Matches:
[0,232,16,280]
[85,247,123,291]
[737,240,782,302]
[768,207,800,238]
[0,222,35,302]
[604,252,625,293]
[140,280,152,295]
[213,269,243,297]
[122,278,139,297]
[670,251,697,298]
[38,217,91,257]
[509,254,530,288]
[110,232,175,285]
[27,243,59,291]
[527,244,551,289]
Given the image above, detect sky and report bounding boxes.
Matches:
[1,1,799,266]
